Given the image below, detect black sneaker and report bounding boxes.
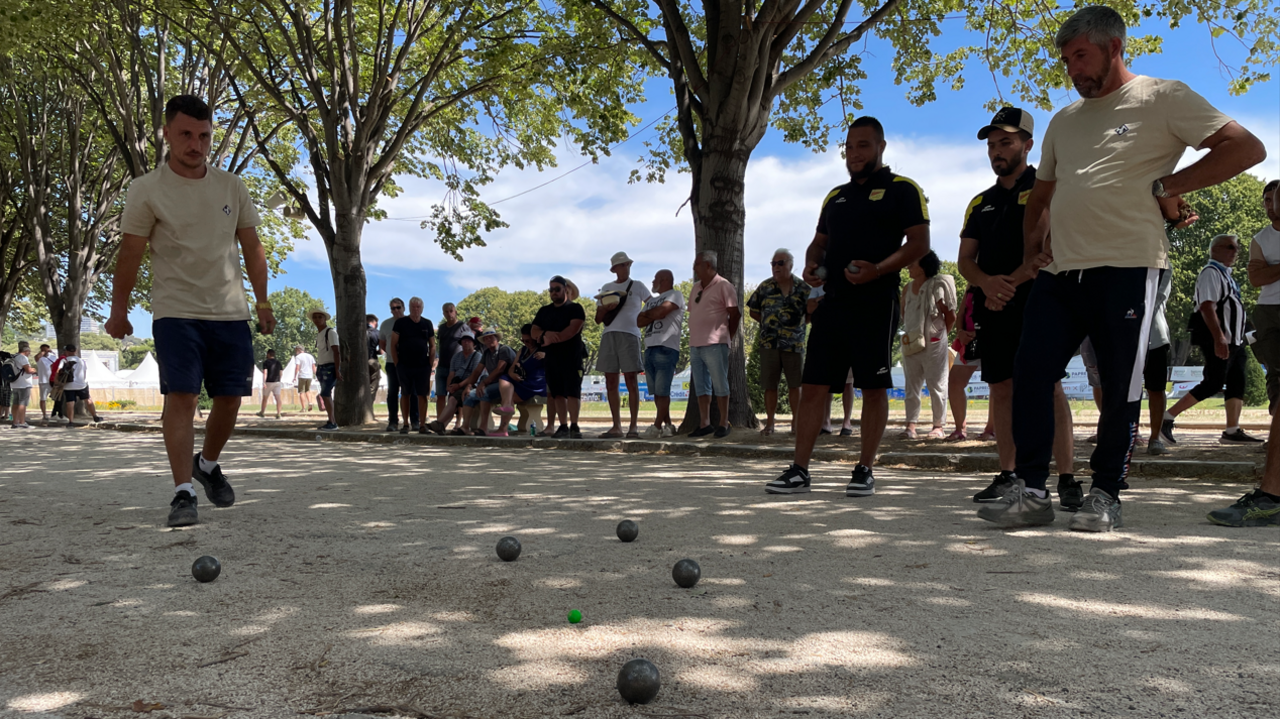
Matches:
[714,425,730,439]
[167,491,199,527]
[846,464,875,497]
[1160,418,1178,444]
[399,424,410,435]
[553,424,570,439]
[1207,489,1280,527]
[1057,475,1085,512]
[569,424,583,439]
[320,422,338,431]
[411,422,420,432]
[192,454,236,508]
[385,422,398,432]
[690,425,714,438]
[1220,429,1264,444]
[765,464,811,494]
[973,473,1016,503]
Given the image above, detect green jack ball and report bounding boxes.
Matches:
[567,609,582,624]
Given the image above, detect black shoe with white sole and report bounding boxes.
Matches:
[973,473,1016,503]
[846,464,875,497]
[167,491,199,527]
[192,454,236,508]
[1057,474,1085,512]
[765,464,811,494]
[1220,429,1264,444]
[1160,418,1178,444]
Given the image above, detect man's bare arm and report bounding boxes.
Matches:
[238,226,276,335]
[105,233,149,339]
[1159,122,1267,197]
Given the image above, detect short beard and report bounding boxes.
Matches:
[991,158,1019,177]
[847,158,880,181]
[1073,67,1111,99]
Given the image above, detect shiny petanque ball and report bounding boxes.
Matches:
[496,536,522,562]
[616,658,661,704]
[191,556,221,583]
[671,558,701,589]
[616,520,639,543]
[567,609,583,624]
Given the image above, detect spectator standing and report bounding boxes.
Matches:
[8,342,36,428]
[379,298,414,431]
[899,251,956,439]
[747,249,810,436]
[0,350,10,423]
[390,297,436,435]
[638,269,685,438]
[56,345,99,427]
[594,251,653,439]
[1144,271,1174,454]
[687,250,741,438]
[367,314,382,414]
[985,6,1266,532]
[532,275,587,438]
[36,344,55,424]
[766,117,931,497]
[257,349,284,419]
[292,345,316,412]
[1161,235,1261,444]
[431,332,481,434]
[1246,179,1280,413]
[105,94,274,528]
[310,307,341,431]
[467,328,517,436]
[432,303,470,429]
[947,289,984,441]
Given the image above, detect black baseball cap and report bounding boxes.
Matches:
[977,107,1034,140]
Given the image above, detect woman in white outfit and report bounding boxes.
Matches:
[900,251,956,439]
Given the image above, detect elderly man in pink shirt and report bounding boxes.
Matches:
[687,250,742,438]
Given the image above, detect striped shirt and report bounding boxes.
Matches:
[1193,261,1246,346]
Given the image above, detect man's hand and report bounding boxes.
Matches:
[256,306,277,335]
[985,296,1006,312]
[105,314,133,340]
[1215,335,1230,360]
[803,262,825,287]
[980,275,1018,304]
[543,331,561,344]
[955,329,975,345]
[844,260,880,285]
[334,368,343,383]
[1159,195,1199,229]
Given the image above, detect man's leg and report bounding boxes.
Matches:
[761,350,781,432]
[1226,397,1243,431]
[1053,382,1075,475]
[716,395,730,429]
[792,383,831,468]
[604,372,622,433]
[924,345,949,432]
[1168,344,1224,422]
[948,365,973,433]
[386,363,401,427]
[624,372,640,433]
[697,394,712,427]
[64,399,76,424]
[258,386,268,415]
[990,380,1015,471]
[1206,405,1280,525]
[567,397,581,425]
[901,352,924,434]
[1252,305,1280,414]
[1147,390,1165,441]
[201,395,242,463]
[859,388,888,467]
[841,385,854,428]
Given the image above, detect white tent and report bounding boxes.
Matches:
[126,352,162,389]
[279,357,299,387]
[82,351,130,388]
[244,365,264,397]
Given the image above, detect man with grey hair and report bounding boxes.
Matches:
[981,4,1267,532]
[390,297,436,434]
[687,250,741,437]
[1161,234,1259,444]
[594,251,652,438]
[747,248,810,435]
[638,268,685,438]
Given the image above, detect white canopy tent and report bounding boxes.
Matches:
[82,351,130,388]
[125,352,161,389]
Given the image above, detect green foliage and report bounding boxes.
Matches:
[1244,346,1267,406]
[252,287,327,367]
[1167,173,1270,362]
[121,339,155,370]
[78,333,123,352]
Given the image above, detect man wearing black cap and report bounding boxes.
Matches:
[960,109,1083,510]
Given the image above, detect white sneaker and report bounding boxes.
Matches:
[661,424,676,438]
[642,425,661,439]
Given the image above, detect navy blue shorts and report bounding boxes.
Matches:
[316,363,337,398]
[153,318,254,397]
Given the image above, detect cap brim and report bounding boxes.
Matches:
[977,124,1023,140]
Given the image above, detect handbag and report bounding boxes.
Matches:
[901,332,927,356]
[601,280,634,326]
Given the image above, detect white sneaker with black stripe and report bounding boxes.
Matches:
[765,464,811,494]
[846,464,875,496]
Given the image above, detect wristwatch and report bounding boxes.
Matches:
[1151,179,1170,198]
[255,301,273,310]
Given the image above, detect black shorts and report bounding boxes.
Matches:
[802,294,899,390]
[544,353,583,399]
[153,318,253,397]
[396,362,432,398]
[1144,345,1170,394]
[974,290,1028,385]
[61,388,89,403]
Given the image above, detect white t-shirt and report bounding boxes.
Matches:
[600,278,652,337]
[1039,76,1232,272]
[1251,225,1280,306]
[119,163,261,321]
[314,326,339,365]
[294,352,317,379]
[1149,268,1173,350]
[379,317,399,358]
[641,289,685,351]
[10,354,34,390]
[62,356,88,391]
[37,354,54,384]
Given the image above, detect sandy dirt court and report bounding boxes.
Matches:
[1,429,1278,718]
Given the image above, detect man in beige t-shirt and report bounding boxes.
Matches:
[106,95,277,528]
[977,5,1266,534]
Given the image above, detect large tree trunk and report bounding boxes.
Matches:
[329,211,374,426]
[679,137,759,432]
[52,304,83,355]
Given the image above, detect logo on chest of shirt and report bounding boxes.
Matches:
[869,189,885,201]
[222,205,231,216]
[1018,190,1031,205]
[1114,124,1131,136]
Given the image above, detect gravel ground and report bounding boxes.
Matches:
[1,430,1278,719]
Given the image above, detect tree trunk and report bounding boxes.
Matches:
[53,305,82,355]
[329,211,374,426]
[679,138,759,432]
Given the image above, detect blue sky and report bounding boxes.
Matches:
[126,17,1280,337]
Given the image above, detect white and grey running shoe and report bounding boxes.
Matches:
[977,475,1054,527]
[1068,488,1123,532]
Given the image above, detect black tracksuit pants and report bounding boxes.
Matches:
[1013,267,1161,498]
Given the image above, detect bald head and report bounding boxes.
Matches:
[652,269,674,294]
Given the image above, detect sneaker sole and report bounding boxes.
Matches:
[765,485,811,494]
[977,512,1055,527]
[194,477,235,508]
[167,513,199,527]
[1219,438,1264,445]
[973,495,1007,503]
[845,487,875,497]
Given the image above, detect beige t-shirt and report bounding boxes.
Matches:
[1039,76,1232,272]
[120,163,261,321]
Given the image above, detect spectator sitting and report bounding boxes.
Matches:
[501,324,548,434]
[429,332,480,435]
[465,329,517,436]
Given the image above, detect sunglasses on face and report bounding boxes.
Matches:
[550,286,564,293]
[391,305,403,310]
[771,260,787,267]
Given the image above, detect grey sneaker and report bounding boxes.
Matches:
[977,476,1054,527]
[1068,488,1123,532]
[167,491,199,527]
[1147,438,1168,455]
[191,454,235,508]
